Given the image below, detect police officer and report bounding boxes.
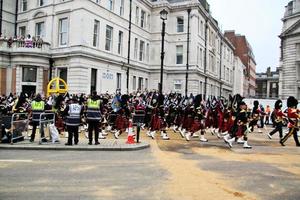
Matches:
[63,96,83,145]
[30,93,45,142]
[86,91,101,145]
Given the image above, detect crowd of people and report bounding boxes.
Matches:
[0,90,299,148]
[0,34,44,48]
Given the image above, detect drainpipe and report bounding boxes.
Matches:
[14,0,19,37]
[0,0,3,35]
[219,39,222,97]
[185,8,191,97]
[203,19,208,100]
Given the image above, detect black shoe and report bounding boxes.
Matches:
[30,139,34,143]
[41,138,48,143]
[74,142,78,145]
[65,143,72,146]
[88,142,92,145]
[280,141,285,146]
[95,141,100,145]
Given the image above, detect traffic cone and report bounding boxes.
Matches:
[126,120,135,144]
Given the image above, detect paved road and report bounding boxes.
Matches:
[1,126,300,200]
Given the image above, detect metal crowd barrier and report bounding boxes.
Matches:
[10,113,29,144]
[39,112,55,144]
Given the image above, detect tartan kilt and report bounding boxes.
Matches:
[174,115,183,126]
[236,125,246,137]
[182,117,194,129]
[218,113,224,129]
[115,115,129,130]
[150,115,160,130]
[190,119,203,133]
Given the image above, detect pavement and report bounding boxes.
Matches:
[0,129,149,151]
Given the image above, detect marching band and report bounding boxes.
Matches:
[0,91,299,148]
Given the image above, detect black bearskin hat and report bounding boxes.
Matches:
[287,96,298,108]
[253,100,259,107]
[194,94,202,109]
[158,93,164,107]
[274,99,282,109]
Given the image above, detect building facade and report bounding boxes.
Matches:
[233,56,245,95]
[224,31,256,98]
[0,0,236,97]
[279,0,300,99]
[256,67,279,99]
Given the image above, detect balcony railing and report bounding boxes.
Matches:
[0,39,51,53]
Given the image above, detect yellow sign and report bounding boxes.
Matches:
[47,77,68,97]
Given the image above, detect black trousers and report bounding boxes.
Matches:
[269,122,283,139]
[281,127,300,146]
[67,126,79,145]
[30,121,44,141]
[88,121,99,143]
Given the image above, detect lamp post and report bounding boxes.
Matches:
[126,0,132,94]
[159,9,168,94]
[185,8,191,97]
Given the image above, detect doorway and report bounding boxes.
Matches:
[22,85,36,97]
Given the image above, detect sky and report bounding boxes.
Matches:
[208,0,291,72]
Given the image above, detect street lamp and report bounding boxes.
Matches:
[159,9,168,94]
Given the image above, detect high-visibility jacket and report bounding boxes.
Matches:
[31,100,45,122]
[86,99,101,121]
[66,103,82,126]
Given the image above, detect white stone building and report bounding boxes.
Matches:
[0,0,235,97]
[233,56,245,95]
[279,0,300,99]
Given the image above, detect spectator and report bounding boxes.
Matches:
[7,37,13,48]
[25,34,33,48]
[37,36,43,48]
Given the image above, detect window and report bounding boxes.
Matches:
[176,45,183,64]
[177,17,184,32]
[211,55,215,72]
[141,10,146,28]
[146,43,150,62]
[200,48,203,67]
[133,76,136,90]
[58,68,67,83]
[200,20,204,37]
[108,0,114,11]
[139,40,145,61]
[117,73,121,89]
[147,14,151,29]
[226,68,229,81]
[105,25,113,51]
[93,20,100,47]
[118,31,123,55]
[21,0,27,12]
[59,18,68,46]
[19,26,26,37]
[22,67,37,82]
[197,46,200,65]
[145,78,148,89]
[39,0,45,6]
[134,38,138,59]
[200,81,203,94]
[119,0,124,16]
[135,7,139,25]
[174,80,182,90]
[91,68,97,93]
[138,77,143,90]
[35,22,45,38]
